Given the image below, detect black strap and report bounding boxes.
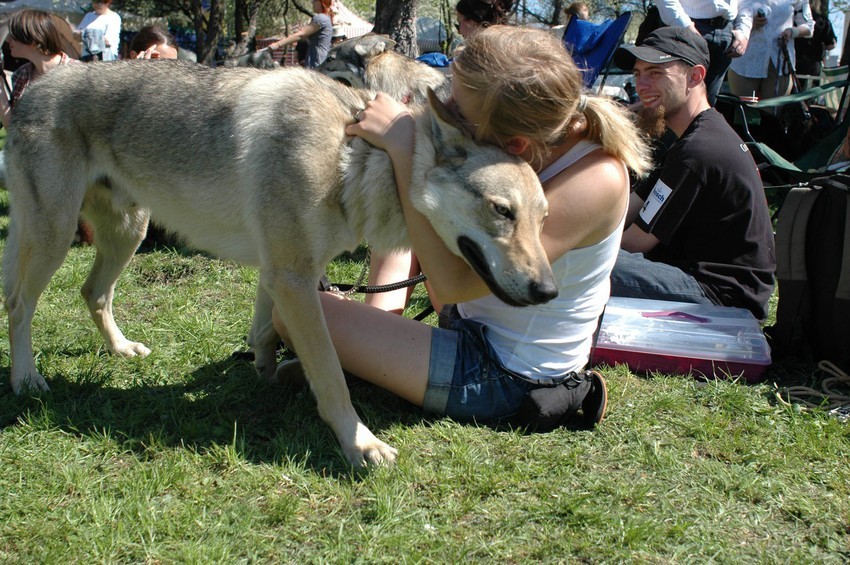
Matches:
[587,304,606,369]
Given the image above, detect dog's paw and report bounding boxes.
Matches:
[253,349,279,383]
[12,372,50,395]
[360,441,398,467]
[344,423,398,468]
[111,340,151,358]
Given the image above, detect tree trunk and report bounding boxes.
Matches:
[190,0,226,65]
[230,0,264,56]
[551,0,564,25]
[374,0,420,58]
[235,0,247,39]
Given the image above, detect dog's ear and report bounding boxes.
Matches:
[428,88,465,130]
[354,34,397,58]
[427,88,470,164]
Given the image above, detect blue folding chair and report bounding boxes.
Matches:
[563,11,632,91]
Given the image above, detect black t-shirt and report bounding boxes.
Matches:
[635,109,776,320]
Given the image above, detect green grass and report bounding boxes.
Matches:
[0,191,848,562]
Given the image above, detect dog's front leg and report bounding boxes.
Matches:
[3,207,81,393]
[6,288,49,394]
[266,273,398,468]
[249,284,279,382]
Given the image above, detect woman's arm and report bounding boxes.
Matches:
[267,23,320,50]
[783,0,814,40]
[345,94,491,305]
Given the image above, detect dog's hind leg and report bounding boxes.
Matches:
[263,269,398,468]
[79,185,152,359]
[3,186,82,393]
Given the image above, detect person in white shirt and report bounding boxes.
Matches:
[76,0,122,61]
[728,0,814,99]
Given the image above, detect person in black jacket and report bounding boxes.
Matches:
[795,0,836,75]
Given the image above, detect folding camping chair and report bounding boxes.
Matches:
[562,11,632,92]
[818,65,849,114]
[717,76,850,186]
[716,79,850,220]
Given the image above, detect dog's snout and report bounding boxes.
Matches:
[529,278,558,304]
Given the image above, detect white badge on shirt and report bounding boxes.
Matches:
[639,179,673,224]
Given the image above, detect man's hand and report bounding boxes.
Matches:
[726,29,748,57]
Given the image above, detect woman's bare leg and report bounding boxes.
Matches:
[273,292,433,407]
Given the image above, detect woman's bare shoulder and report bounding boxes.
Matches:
[542,149,628,254]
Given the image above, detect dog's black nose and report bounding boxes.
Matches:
[529,279,558,304]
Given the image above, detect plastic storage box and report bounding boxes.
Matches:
[593,297,771,383]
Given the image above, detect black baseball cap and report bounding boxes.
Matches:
[613,27,710,70]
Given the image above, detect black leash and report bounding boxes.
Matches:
[322,273,428,294]
[321,247,434,319]
[321,272,435,321]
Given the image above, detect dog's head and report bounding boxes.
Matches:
[318,33,449,104]
[224,49,279,69]
[317,34,396,88]
[411,90,558,307]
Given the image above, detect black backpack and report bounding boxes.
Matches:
[767,174,850,370]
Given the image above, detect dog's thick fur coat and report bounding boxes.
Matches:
[3,60,555,467]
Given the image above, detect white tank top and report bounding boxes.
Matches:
[457,140,625,378]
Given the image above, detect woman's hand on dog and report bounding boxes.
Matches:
[346,93,414,160]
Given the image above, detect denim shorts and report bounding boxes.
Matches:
[423,306,538,422]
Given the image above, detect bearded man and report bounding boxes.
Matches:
[610,27,776,321]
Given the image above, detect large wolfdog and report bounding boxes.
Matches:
[2,59,555,467]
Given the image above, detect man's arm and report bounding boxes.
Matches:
[624,190,645,228]
[622,192,661,253]
[728,0,755,57]
[657,0,695,31]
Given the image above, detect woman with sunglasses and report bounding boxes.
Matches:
[128,25,180,60]
[273,26,651,429]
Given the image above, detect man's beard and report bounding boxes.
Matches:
[636,105,668,139]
